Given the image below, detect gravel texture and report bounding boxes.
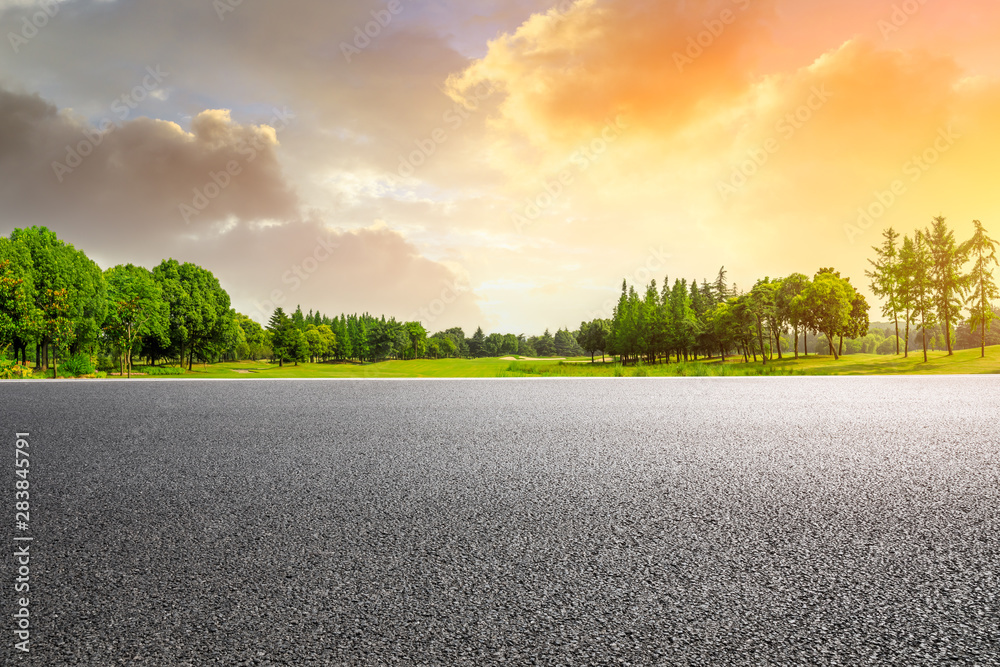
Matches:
[1,377,998,665]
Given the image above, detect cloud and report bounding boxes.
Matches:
[0,87,298,244]
[446,0,778,147]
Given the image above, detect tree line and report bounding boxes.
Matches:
[3,219,996,377]
[867,217,999,361]
[580,267,869,366]
[0,227,589,377]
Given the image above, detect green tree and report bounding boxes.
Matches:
[778,273,810,358]
[267,307,295,366]
[797,272,853,360]
[964,219,1000,357]
[746,279,777,364]
[903,232,937,362]
[304,327,327,362]
[925,216,968,355]
[103,264,169,378]
[9,227,106,369]
[152,259,234,369]
[535,329,556,357]
[41,288,74,378]
[0,239,41,360]
[405,321,428,359]
[866,227,903,354]
[469,326,486,358]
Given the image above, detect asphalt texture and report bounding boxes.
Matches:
[1,377,998,666]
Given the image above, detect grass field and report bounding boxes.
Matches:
[76,345,1000,379]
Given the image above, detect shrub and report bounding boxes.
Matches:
[96,356,116,372]
[0,359,33,379]
[59,353,95,377]
[134,365,185,376]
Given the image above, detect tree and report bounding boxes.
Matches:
[778,274,810,358]
[925,216,968,355]
[316,324,336,361]
[469,326,486,358]
[668,279,696,362]
[103,264,169,378]
[746,279,777,364]
[267,308,295,366]
[290,328,309,365]
[304,327,327,362]
[41,288,74,378]
[9,227,106,370]
[797,272,853,360]
[152,259,234,369]
[842,288,870,356]
[867,227,903,354]
[405,321,427,359]
[554,328,582,357]
[235,314,269,361]
[964,219,1000,357]
[579,319,610,362]
[535,329,556,357]
[0,239,41,360]
[903,232,937,362]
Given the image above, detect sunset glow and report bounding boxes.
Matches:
[2,0,998,333]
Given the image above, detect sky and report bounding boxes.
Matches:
[1,0,998,334]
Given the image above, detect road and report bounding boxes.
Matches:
[2,377,998,665]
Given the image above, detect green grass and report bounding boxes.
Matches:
[28,345,1000,379]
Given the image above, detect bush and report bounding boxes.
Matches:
[0,359,33,379]
[95,371,107,379]
[134,365,185,376]
[877,336,903,355]
[59,353,95,377]
[96,356,115,372]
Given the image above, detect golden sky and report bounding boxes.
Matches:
[1,0,998,332]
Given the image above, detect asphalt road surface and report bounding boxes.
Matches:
[2,377,998,665]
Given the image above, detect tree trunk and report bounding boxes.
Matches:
[756,321,767,365]
[921,310,928,363]
[904,309,910,357]
[982,317,986,358]
[793,327,799,359]
[827,331,839,360]
[894,312,900,355]
[945,310,953,355]
[838,334,844,357]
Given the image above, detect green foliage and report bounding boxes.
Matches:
[964,220,1000,355]
[0,357,32,379]
[59,353,96,377]
[134,365,185,376]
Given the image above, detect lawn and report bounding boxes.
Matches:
[84,345,1000,379]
